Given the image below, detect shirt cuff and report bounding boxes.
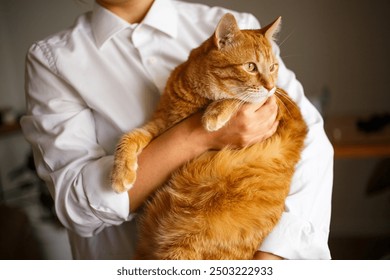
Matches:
[259,212,331,259]
[82,156,135,228]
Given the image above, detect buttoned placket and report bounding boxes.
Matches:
[131,24,166,93]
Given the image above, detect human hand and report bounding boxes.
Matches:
[206,95,279,150]
[253,251,284,260]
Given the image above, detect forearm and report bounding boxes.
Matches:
[128,112,209,211]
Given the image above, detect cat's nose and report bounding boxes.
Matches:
[261,78,274,91]
[263,83,274,91]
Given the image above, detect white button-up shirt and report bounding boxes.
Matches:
[21,0,333,259]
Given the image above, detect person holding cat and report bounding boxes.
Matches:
[21,0,333,259]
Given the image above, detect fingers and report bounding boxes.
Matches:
[206,95,280,149]
[243,95,277,112]
[257,96,279,141]
[261,119,279,141]
[258,95,278,116]
[236,95,279,145]
[240,95,278,128]
[244,119,278,147]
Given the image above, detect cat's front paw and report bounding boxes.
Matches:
[111,157,138,193]
[203,99,238,132]
[202,113,230,132]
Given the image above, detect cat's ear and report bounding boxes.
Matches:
[214,13,241,49]
[261,16,282,41]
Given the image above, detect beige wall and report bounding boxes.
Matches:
[0,0,389,237]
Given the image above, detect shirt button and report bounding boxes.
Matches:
[147,57,157,65]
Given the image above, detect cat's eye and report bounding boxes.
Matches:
[244,62,257,73]
[270,63,279,72]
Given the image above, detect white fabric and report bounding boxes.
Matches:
[21,0,333,259]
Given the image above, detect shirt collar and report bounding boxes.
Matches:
[91,0,178,49]
[142,0,178,39]
[91,3,132,48]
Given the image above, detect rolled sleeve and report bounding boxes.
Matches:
[80,156,134,227]
[260,212,331,259]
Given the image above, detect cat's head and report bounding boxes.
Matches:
[194,13,282,104]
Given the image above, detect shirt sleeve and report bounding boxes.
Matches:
[20,42,135,237]
[244,14,334,259]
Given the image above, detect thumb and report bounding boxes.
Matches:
[249,95,275,112]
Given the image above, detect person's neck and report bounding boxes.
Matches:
[96,0,154,23]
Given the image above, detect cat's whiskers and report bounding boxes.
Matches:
[236,89,269,105]
[280,54,303,60]
[277,29,295,48]
[275,94,292,118]
[276,90,300,111]
[274,91,297,119]
[234,96,249,113]
[229,93,255,117]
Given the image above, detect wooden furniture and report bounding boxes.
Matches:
[0,122,21,136]
[324,115,390,158]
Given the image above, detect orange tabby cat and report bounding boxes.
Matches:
[111,13,307,259]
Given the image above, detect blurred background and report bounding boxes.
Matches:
[0,0,389,259]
